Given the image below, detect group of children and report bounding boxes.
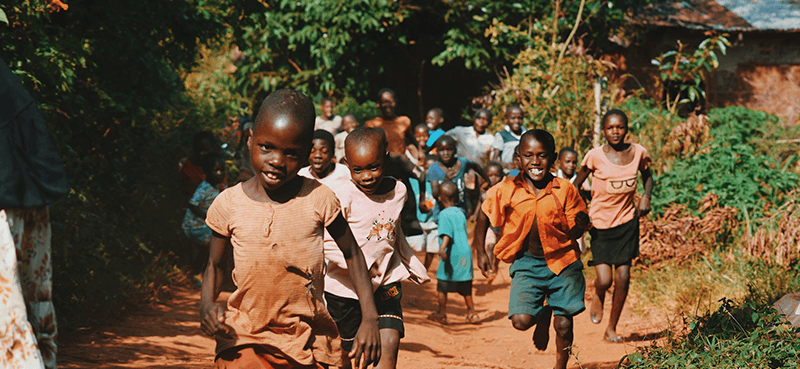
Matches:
[194,87,653,369]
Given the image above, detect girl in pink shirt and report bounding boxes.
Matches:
[574,109,654,343]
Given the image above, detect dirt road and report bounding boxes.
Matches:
[58,260,664,368]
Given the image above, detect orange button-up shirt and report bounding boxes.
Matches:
[482,175,588,275]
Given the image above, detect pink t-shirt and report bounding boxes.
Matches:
[205,180,343,366]
[324,178,428,299]
[581,143,651,229]
[298,163,352,191]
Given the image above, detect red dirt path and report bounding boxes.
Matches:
[58,260,665,369]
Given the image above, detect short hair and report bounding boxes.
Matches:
[343,113,357,121]
[377,87,396,102]
[254,88,316,144]
[414,123,429,132]
[313,129,335,150]
[345,126,387,155]
[559,147,577,158]
[439,180,459,201]
[506,105,523,115]
[436,134,456,149]
[321,97,334,104]
[199,153,224,176]
[192,131,218,153]
[486,161,504,172]
[474,108,492,120]
[428,107,444,117]
[603,109,629,128]
[517,129,557,159]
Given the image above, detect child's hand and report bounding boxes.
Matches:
[438,246,448,261]
[350,319,381,368]
[574,211,590,230]
[368,263,382,279]
[200,302,229,336]
[418,198,430,213]
[638,194,651,217]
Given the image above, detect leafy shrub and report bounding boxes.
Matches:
[623,297,800,369]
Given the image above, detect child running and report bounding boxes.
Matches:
[489,105,526,175]
[480,161,505,282]
[324,127,429,369]
[573,109,654,343]
[428,180,478,325]
[473,129,590,369]
[299,129,352,188]
[200,89,381,369]
[427,135,490,217]
[555,147,591,254]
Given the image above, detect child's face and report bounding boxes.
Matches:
[603,115,628,146]
[196,139,215,158]
[506,108,524,134]
[558,151,578,177]
[414,126,430,148]
[248,117,309,192]
[436,140,456,165]
[207,161,226,185]
[346,142,386,195]
[342,116,358,133]
[425,110,443,131]
[321,100,334,119]
[515,137,553,184]
[486,165,504,186]
[309,138,334,176]
[424,157,436,171]
[473,111,491,134]
[378,92,396,119]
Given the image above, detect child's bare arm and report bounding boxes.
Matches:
[573,165,592,189]
[188,203,207,219]
[200,232,230,336]
[438,235,452,261]
[638,168,654,217]
[466,161,491,186]
[472,210,492,277]
[430,180,441,200]
[327,214,381,367]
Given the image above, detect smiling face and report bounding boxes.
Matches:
[515,136,554,186]
[378,91,396,119]
[603,114,628,146]
[248,114,310,192]
[486,164,504,187]
[425,110,443,131]
[309,138,334,177]
[346,141,386,195]
[473,110,491,134]
[558,151,578,177]
[414,126,430,148]
[321,100,334,120]
[506,107,524,134]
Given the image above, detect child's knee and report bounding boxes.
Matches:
[511,314,535,331]
[552,316,573,337]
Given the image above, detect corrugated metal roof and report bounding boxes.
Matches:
[638,0,800,31]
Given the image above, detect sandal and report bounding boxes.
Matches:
[466,312,481,324]
[427,312,448,324]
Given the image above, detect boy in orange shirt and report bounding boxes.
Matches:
[473,129,590,369]
[200,89,380,369]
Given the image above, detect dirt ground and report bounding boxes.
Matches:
[58,256,666,369]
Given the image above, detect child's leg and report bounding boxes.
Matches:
[591,263,613,324]
[376,328,400,369]
[552,315,574,369]
[424,252,436,271]
[437,291,448,314]
[605,264,630,342]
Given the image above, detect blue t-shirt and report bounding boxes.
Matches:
[427,157,470,214]
[436,206,473,282]
[409,178,438,223]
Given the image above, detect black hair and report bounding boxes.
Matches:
[377,87,396,102]
[199,153,224,176]
[414,123,429,132]
[559,147,577,158]
[474,108,492,120]
[192,131,218,154]
[486,161,504,172]
[254,88,316,146]
[439,180,459,201]
[321,97,334,104]
[428,107,444,117]
[602,109,629,128]
[425,154,438,163]
[312,129,335,150]
[517,129,557,159]
[345,126,388,155]
[506,105,523,116]
[343,113,357,121]
[435,134,456,149]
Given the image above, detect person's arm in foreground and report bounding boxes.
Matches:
[638,168,654,217]
[200,232,230,336]
[572,165,591,190]
[472,210,492,277]
[327,214,381,368]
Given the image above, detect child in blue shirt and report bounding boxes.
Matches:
[427,135,490,217]
[408,155,440,270]
[182,154,226,246]
[428,180,478,325]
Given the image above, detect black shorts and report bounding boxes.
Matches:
[437,280,473,296]
[589,216,639,266]
[325,282,404,352]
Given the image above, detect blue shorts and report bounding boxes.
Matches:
[508,253,585,318]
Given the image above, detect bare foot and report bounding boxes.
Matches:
[532,306,552,351]
[485,270,496,284]
[604,328,622,343]
[427,311,448,325]
[590,294,603,324]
